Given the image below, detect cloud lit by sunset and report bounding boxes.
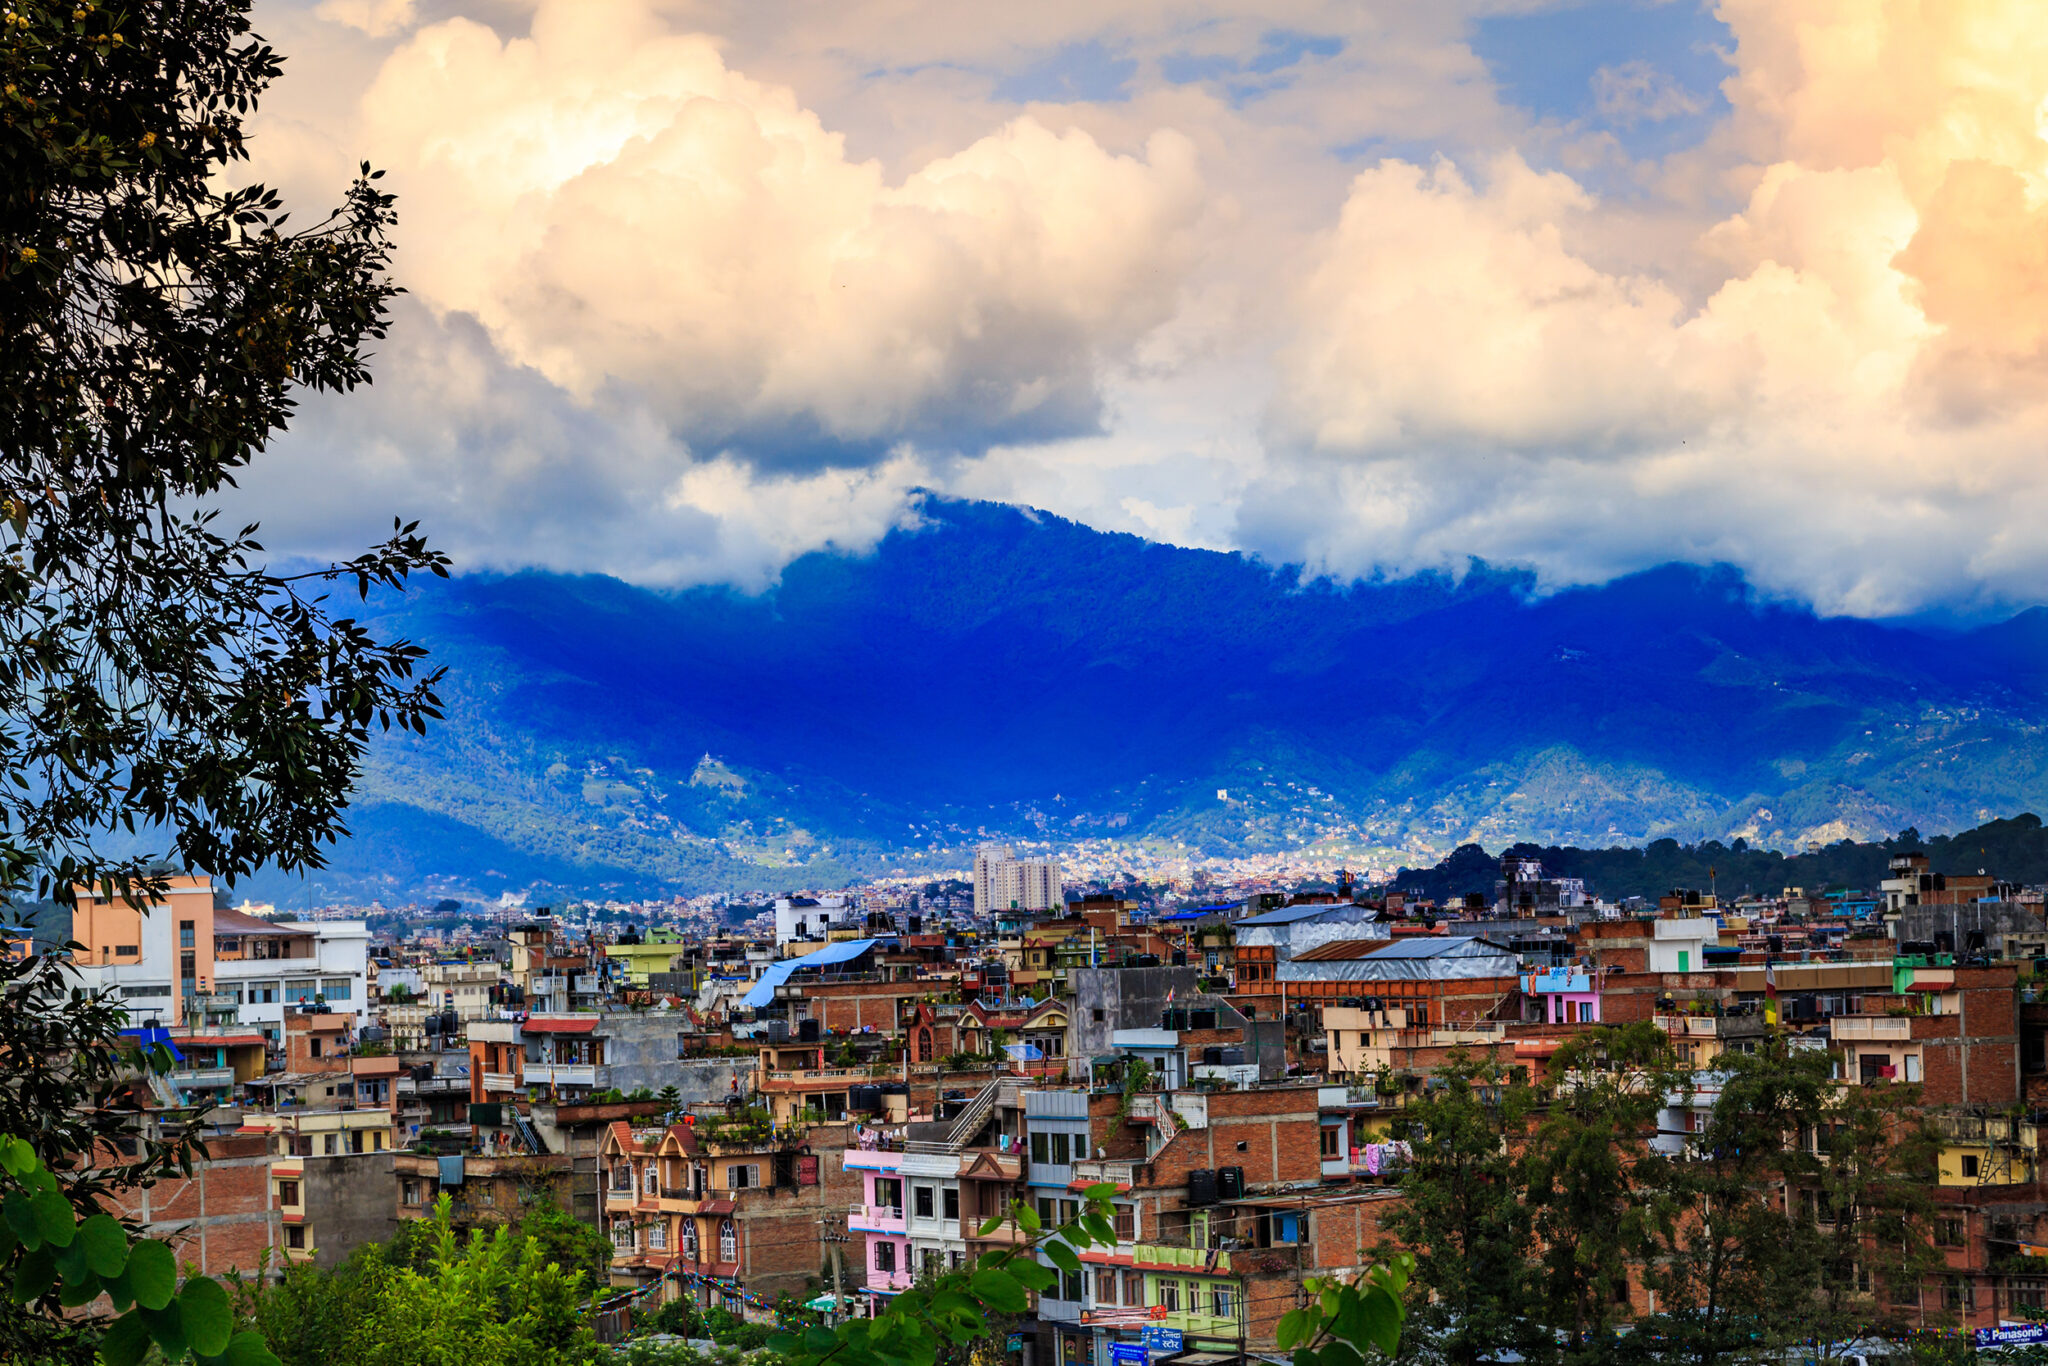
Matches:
[243,0,2048,615]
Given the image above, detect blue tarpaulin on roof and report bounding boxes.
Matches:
[742,939,881,1009]
[121,1027,184,1062]
[1004,1042,1044,1061]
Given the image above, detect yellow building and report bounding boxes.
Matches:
[604,928,686,987]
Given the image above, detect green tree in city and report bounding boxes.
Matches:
[1521,1023,1679,1366]
[1378,1050,1545,1366]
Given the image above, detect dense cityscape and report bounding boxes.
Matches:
[21,834,2048,1362]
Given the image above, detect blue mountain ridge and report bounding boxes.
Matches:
[241,497,2048,904]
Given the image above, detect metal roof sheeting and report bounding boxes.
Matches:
[1276,936,1520,982]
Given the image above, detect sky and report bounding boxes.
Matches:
[235,0,2048,619]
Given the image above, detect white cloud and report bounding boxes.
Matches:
[237,0,2048,617]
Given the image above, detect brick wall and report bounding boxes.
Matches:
[105,1132,278,1277]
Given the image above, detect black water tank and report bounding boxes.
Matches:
[1191,1009,1218,1030]
[1203,1047,1224,1065]
[1220,1047,1245,1067]
[439,1011,458,1035]
[881,1082,908,1095]
[849,1086,882,1112]
[1217,1166,1244,1200]
[1187,1169,1217,1206]
[798,1018,821,1042]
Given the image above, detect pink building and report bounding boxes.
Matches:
[844,1142,909,1311]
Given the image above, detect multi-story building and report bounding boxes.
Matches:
[242,1107,399,1268]
[975,846,1062,916]
[422,958,503,1025]
[69,879,369,1039]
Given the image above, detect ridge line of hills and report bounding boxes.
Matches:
[239,497,2048,904]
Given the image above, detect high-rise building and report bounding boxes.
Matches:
[974,844,1061,914]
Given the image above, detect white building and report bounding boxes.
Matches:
[774,894,852,947]
[1647,918,1717,974]
[973,845,1061,915]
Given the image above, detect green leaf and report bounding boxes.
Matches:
[1041,1239,1081,1273]
[139,1300,187,1358]
[971,1268,1028,1313]
[1017,1204,1041,1231]
[124,1238,177,1309]
[1358,1285,1402,1356]
[180,1274,234,1355]
[57,1267,102,1307]
[12,1245,57,1303]
[3,1191,41,1250]
[76,1212,129,1277]
[767,1332,803,1355]
[100,1311,152,1366]
[1278,1308,1310,1350]
[0,1135,36,1176]
[1007,1259,1056,1292]
[217,1331,284,1366]
[1082,1181,1120,1200]
[802,1325,840,1354]
[103,1266,136,1313]
[28,1187,75,1248]
[976,1213,1006,1236]
[1080,1212,1117,1246]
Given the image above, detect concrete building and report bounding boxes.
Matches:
[69,880,369,1041]
[1232,903,1390,995]
[973,845,1061,915]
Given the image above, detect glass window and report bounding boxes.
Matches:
[1095,1269,1117,1303]
[1213,1286,1235,1319]
[943,1186,959,1222]
[321,979,352,1001]
[1031,1132,1049,1164]
[915,1186,935,1219]
[1159,1280,1180,1312]
[1114,1206,1135,1241]
[1051,1132,1070,1165]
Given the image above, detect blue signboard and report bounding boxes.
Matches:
[1142,1328,1184,1354]
[1110,1344,1149,1366]
[1979,1324,2048,1349]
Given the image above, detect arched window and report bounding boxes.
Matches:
[683,1219,698,1260]
[719,1218,737,1262]
[644,1163,659,1194]
[918,1029,933,1063]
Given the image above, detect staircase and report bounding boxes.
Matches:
[943,1082,1001,1150]
[512,1111,548,1155]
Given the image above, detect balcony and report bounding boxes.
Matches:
[1831,1016,1912,1041]
[842,1148,903,1172]
[170,1066,236,1091]
[524,1063,598,1087]
[866,1267,913,1294]
[1654,1014,1767,1039]
[849,1203,907,1233]
[479,1071,518,1093]
[1071,1158,1139,1189]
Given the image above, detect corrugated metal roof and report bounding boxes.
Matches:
[1293,939,1402,962]
[1276,936,1520,982]
[1236,903,1370,926]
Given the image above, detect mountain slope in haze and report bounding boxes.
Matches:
[245,498,2048,902]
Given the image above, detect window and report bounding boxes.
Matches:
[1051,1132,1070,1165]
[612,1163,632,1192]
[1037,1196,1056,1228]
[285,1226,306,1250]
[1122,1271,1144,1307]
[684,1221,699,1260]
[249,982,279,1004]
[943,1186,959,1222]
[180,921,195,949]
[1032,1132,1049,1164]
[1092,1009,1106,1022]
[115,945,138,958]
[647,1220,666,1249]
[1158,1279,1180,1312]
[916,1186,936,1220]
[612,1221,636,1252]
[277,1180,300,1206]
[1096,1269,1118,1303]
[478,1183,495,1206]
[923,1249,944,1276]
[875,1241,895,1273]
[321,979,352,1002]
[2011,1279,2046,1313]
[1964,1156,1982,1179]
[645,1165,660,1193]
[950,1250,965,1269]
[1062,1269,1083,1302]
[1946,1277,1974,1312]
[719,1219,737,1261]
[309,1038,322,1058]
[1113,1205,1135,1242]
[875,1177,903,1212]
[122,984,171,999]
[323,1134,337,1156]
[728,1163,759,1190]
[1213,1285,1235,1319]
[1321,1126,1341,1158]
[1938,1217,1965,1247]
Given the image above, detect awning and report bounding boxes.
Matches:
[523,1016,600,1033]
[699,1199,738,1214]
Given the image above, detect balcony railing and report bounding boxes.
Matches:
[849,1203,906,1232]
[1831,1016,1912,1041]
[524,1063,598,1087]
[480,1071,517,1093]
[1072,1158,1140,1187]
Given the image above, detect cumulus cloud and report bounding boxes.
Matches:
[354,0,1205,467]
[1259,0,2048,616]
